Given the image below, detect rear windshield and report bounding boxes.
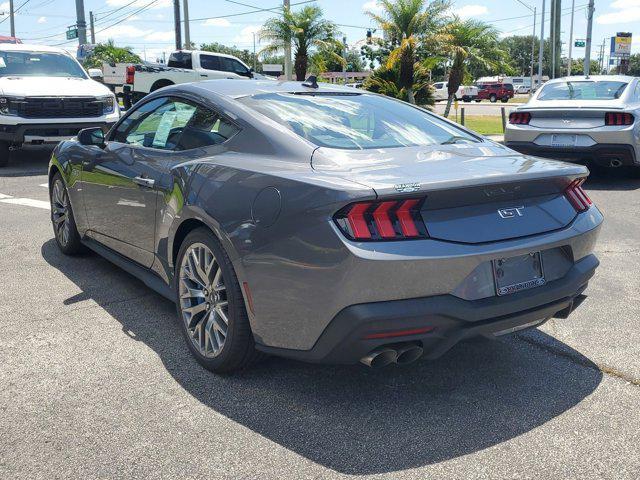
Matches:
[537,81,628,101]
[0,51,86,78]
[237,92,479,150]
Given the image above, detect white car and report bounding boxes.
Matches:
[432,81,478,102]
[0,44,119,167]
[515,84,531,94]
[123,50,253,105]
[505,75,640,173]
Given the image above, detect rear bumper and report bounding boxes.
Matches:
[506,141,638,166]
[256,254,599,364]
[0,122,115,145]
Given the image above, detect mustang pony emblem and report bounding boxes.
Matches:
[394,182,421,193]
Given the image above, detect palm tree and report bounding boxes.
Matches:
[441,19,507,117]
[364,58,438,106]
[260,5,343,81]
[82,40,141,69]
[366,0,449,104]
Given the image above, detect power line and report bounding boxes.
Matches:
[0,0,33,26]
[189,0,315,22]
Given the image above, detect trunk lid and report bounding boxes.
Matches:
[312,142,587,244]
[522,99,625,129]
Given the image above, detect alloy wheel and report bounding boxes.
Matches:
[179,243,229,358]
[51,179,71,247]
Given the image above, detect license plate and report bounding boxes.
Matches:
[551,134,577,147]
[493,252,545,296]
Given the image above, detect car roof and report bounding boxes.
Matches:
[545,75,636,84]
[175,49,246,61]
[0,43,69,54]
[187,79,362,99]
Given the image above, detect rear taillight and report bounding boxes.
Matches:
[509,112,531,125]
[564,178,592,212]
[604,112,634,126]
[334,198,428,241]
[126,66,135,85]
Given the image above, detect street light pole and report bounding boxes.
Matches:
[538,0,546,88]
[514,0,536,92]
[89,11,96,44]
[567,0,575,76]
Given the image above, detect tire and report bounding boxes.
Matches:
[462,96,470,102]
[50,172,84,255]
[501,97,509,103]
[489,94,497,103]
[0,141,10,167]
[175,228,262,373]
[475,99,482,103]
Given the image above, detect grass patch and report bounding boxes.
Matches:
[443,114,505,135]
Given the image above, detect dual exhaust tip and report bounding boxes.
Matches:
[360,343,424,368]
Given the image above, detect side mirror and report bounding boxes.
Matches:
[78,127,105,147]
[88,68,103,79]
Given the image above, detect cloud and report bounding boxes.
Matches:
[203,18,232,27]
[0,2,9,11]
[597,0,640,24]
[362,0,383,13]
[95,24,152,42]
[37,16,47,24]
[233,25,261,45]
[453,4,489,19]
[145,31,175,42]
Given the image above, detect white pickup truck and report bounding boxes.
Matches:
[433,81,479,102]
[121,50,253,106]
[0,43,119,167]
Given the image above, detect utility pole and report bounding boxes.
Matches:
[549,0,556,78]
[555,0,562,75]
[584,0,595,76]
[538,0,546,88]
[183,0,190,49]
[530,6,536,92]
[9,0,14,37]
[75,0,87,45]
[567,0,575,76]
[284,0,292,80]
[342,36,348,84]
[89,11,96,44]
[173,0,182,51]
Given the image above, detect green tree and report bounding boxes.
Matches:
[364,59,436,106]
[82,40,141,69]
[366,0,449,104]
[311,47,365,73]
[260,5,342,80]
[441,19,507,117]
[628,53,640,76]
[561,57,602,75]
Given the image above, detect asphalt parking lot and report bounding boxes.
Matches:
[1,148,639,479]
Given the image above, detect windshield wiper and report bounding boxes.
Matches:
[441,135,477,145]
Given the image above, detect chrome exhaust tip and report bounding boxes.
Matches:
[395,343,424,365]
[360,348,398,368]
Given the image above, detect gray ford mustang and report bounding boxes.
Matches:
[48,79,603,373]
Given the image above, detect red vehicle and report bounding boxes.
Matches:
[0,36,22,44]
[476,82,514,103]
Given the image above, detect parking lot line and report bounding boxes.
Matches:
[0,197,50,210]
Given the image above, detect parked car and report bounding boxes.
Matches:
[515,84,531,94]
[505,75,640,173]
[0,44,120,167]
[433,81,478,101]
[49,79,602,373]
[476,82,514,102]
[121,50,253,106]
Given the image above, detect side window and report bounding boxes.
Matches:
[434,83,443,89]
[113,97,198,150]
[200,54,221,71]
[230,59,249,75]
[177,106,240,150]
[218,57,234,73]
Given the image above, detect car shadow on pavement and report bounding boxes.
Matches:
[42,239,603,476]
[0,147,52,177]
[584,166,640,191]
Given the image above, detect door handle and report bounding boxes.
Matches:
[134,176,155,188]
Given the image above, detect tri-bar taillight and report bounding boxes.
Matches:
[509,111,531,125]
[126,66,135,85]
[605,112,634,126]
[334,198,428,241]
[564,178,592,212]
